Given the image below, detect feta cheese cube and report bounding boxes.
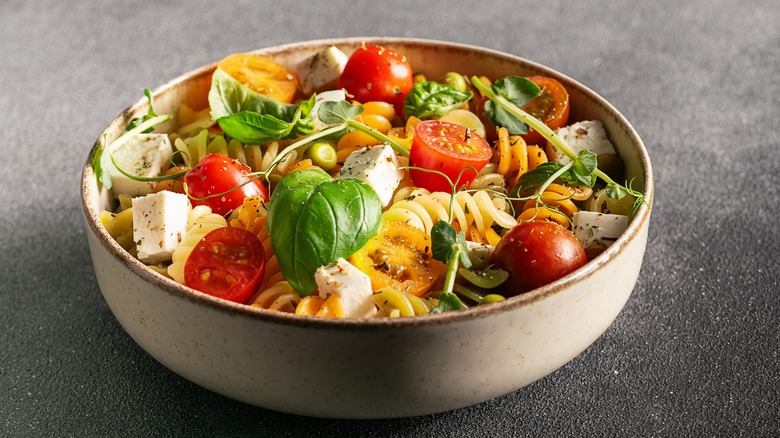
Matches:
[550,120,616,164]
[297,46,349,94]
[311,89,347,131]
[132,191,190,263]
[337,145,404,206]
[572,210,629,249]
[110,133,173,197]
[314,258,376,318]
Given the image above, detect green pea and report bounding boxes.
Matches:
[481,294,506,304]
[444,72,468,92]
[304,141,338,171]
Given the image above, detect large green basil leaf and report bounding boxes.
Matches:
[403,81,472,120]
[208,68,315,143]
[266,169,383,296]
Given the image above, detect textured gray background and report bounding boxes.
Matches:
[1,0,778,436]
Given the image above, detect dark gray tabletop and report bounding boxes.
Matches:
[2,0,778,436]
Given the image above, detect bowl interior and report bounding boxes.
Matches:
[82,37,653,323]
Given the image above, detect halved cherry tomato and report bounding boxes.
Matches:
[349,221,444,297]
[409,120,492,193]
[184,227,266,304]
[490,221,586,296]
[184,154,269,216]
[338,45,414,115]
[475,76,570,145]
[519,76,570,145]
[218,53,299,103]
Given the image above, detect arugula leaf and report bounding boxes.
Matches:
[484,76,541,135]
[208,68,315,143]
[266,169,383,296]
[126,88,157,132]
[403,81,472,120]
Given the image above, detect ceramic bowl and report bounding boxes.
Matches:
[81,37,653,419]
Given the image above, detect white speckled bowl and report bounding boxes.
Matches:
[81,38,653,419]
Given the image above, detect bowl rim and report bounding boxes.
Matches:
[81,36,654,329]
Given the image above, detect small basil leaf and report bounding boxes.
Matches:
[403,81,472,120]
[216,111,296,144]
[567,150,598,187]
[267,169,383,296]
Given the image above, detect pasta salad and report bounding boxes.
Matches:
[94,44,644,318]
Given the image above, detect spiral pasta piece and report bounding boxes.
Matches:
[517,189,579,228]
[167,205,227,284]
[295,294,345,318]
[250,280,300,313]
[384,188,517,244]
[373,288,435,317]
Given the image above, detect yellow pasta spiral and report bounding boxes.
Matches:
[373,288,435,317]
[517,183,581,228]
[250,281,301,313]
[167,205,227,284]
[384,188,516,245]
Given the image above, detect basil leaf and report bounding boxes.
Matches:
[216,110,299,145]
[431,220,457,263]
[208,68,315,143]
[318,100,364,125]
[403,81,472,120]
[266,169,383,296]
[485,76,541,135]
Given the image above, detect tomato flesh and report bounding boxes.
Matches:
[184,227,266,304]
[338,45,414,115]
[349,221,444,297]
[218,53,299,103]
[519,76,570,145]
[491,221,587,295]
[184,154,269,216]
[409,120,491,193]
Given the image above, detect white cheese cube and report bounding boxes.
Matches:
[572,210,629,249]
[311,89,347,131]
[314,258,376,318]
[337,145,404,207]
[550,120,616,164]
[110,133,173,197]
[297,46,349,94]
[132,191,190,264]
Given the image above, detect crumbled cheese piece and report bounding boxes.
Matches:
[311,89,347,131]
[314,258,376,318]
[297,46,349,94]
[572,210,629,249]
[550,120,616,164]
[337,145,404,207]
[132,191,190,263]
[110,133,173,197]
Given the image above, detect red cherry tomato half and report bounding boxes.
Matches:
[491,221,587,296]
[475,75,570,145]
[338,44,414,115]
[409,120,492,193]
[184,154,269,216]
[184,227,265,304]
